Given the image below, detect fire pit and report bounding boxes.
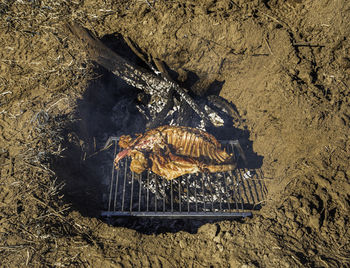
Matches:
[67,22,266,220]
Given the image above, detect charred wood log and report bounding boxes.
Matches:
[66,22,215,127]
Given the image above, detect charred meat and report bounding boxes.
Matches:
[114,126,236,180]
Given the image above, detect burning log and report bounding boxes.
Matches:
[66,22,218,127]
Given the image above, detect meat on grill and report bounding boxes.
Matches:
[114,125,237,180]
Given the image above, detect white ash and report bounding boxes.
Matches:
[204,105,224,127]
[164,100,222,131]
[148,95,168,115]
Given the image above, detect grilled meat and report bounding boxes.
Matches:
[114,125,236,180]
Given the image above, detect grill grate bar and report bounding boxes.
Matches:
[163,179,166,212]
[219,180,222,211]
[171,180,174,212]
[154,174,158,212]
[108,143,117,212]
[201,173,206,212]
[230,170,241,210]
[113,168,119,211]
[146,171,150,212]
[230,143,244,211]
[121,158,128,211]
[237,168,250,205]
[138,173,142,212]
[194,178,198,212]
[187,175,190,212]
[207,174,214,211]
[130,172,134,212]
[102,139,266,218]
[178,180,181,212]
[244,168,256,204]
[223,172,231,211]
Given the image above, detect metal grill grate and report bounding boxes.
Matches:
[101,139,266,218]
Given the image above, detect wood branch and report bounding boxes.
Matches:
[66,22,215,127]
[66,22,168,96]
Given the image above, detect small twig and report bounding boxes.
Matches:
[145,0,153,8]
[264,38,273,55]
[36,208,70,220]
[291,255,303,266]
[0,246,23,251]
[292,43,325,48]
[26,249,30,266]
[230,0,241,9]
[45,97,68,112]
[22,161,55,175]
[30,195,67,220]
[0,91,12,96]
[257,10,290,30]
[252,199,270,210]
[340,79,349,91]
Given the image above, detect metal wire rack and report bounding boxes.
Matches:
[101,139,266,218]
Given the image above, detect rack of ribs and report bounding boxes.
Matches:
[114,125,237,180]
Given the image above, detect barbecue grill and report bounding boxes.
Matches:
[101,139,266,218]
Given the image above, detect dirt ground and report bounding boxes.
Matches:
[1,0,349,267]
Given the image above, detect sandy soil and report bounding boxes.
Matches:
[1,0,349,267]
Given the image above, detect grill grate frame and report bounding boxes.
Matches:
[101,139,266,218]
